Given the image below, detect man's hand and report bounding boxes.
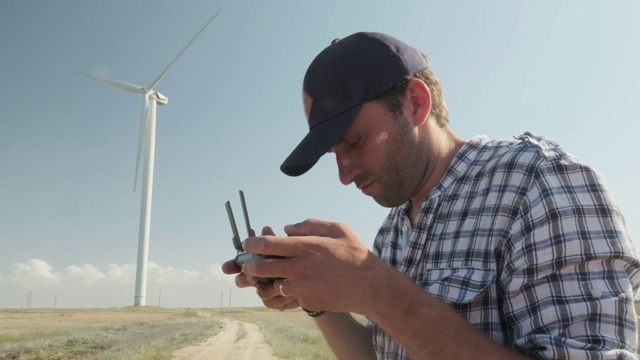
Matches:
[239,219,385,314]
[221,225,300,311]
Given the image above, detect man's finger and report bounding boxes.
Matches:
[235,273,259,288]
[284,219,343,237]
[221,259,241,274]
[263,297,299,312]
[261,226,276,236]
[241,256,301,279]
[242,235,310,257]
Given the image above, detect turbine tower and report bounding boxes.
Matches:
[77,9,221,306]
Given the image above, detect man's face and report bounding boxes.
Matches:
[329,100,431,207]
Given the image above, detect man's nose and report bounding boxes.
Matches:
[336,152,358,185]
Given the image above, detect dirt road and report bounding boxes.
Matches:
[171,319,279,360]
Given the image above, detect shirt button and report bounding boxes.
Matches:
[591,288,603,299]
[402,225,408,232]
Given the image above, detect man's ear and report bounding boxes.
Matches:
[406,79,431,127]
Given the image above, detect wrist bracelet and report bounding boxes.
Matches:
[302,307,326,317]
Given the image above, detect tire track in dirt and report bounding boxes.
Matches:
[171,319,279,360]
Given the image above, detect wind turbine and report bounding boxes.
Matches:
[77,9,221,306]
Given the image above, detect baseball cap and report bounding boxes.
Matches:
[280,32,429,177]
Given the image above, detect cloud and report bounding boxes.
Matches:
[7,259,60,287]
[147,262,203,285]
[105,263,135,284]
[66,264,105,285]
[205,264,224,278]
[4,260,226,288]
[0,258,253,308]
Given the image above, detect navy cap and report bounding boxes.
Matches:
[280,32,428,177]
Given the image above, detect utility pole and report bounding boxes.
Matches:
[220,290,223,308]
[25,290,32,309]
[158,289,162,307]
[54,294,57,309]
[228,287,231,308]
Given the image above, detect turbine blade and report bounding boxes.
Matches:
[134,95,150,191]
[146,9,221,89]
[75,71,144,93]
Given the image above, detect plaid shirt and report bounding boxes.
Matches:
[370,133,640,359]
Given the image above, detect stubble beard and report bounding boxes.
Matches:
[368,117,431,208]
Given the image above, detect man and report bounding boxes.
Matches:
[222,32,640,359]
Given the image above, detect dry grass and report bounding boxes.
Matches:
[0,307,337,360]
[219,308,336,359]
[4,305,635,359]
[0,307,223,360]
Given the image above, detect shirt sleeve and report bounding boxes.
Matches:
[503,155,640,359]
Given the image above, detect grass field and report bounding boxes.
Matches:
[218,308,338,359]
[0,307,336,360]
[2,305,638,359]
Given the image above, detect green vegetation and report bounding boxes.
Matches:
[260,317,334,360]
[220,308,336,359]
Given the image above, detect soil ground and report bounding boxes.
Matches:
[171,318,279,360]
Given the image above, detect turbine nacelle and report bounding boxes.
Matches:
[151,91,168,105]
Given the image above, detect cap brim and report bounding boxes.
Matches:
[280,105,362,176]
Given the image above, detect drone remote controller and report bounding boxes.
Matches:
[225,191,282,284]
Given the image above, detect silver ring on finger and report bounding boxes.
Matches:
[278,279,290,297]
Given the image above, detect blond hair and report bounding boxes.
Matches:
[374,53,449,127]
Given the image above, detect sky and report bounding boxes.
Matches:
[1,0,639,309]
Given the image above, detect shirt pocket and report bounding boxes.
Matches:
[421,267,496,304]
